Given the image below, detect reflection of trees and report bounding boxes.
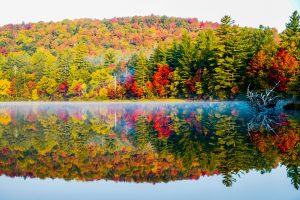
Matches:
[247,109,285,135]
[248,109,300,189]
[287,165,300,190]
[132,116,153,151]
[0,103,298,189]
[213,114,254,187]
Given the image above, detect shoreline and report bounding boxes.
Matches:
[0,99,247,104]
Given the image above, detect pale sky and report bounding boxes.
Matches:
[0,0,299,31]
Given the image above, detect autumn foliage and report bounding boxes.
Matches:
[153,65,173,97]
[0,103,298,186]
[0,12,299,100]
[124,75,143,98]
[269,49,298,91]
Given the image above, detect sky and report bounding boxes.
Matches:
[1,166,300,200]
[0,0,299,31]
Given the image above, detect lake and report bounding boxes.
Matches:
[0,102,299,200]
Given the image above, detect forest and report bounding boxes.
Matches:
[0,12,299,101]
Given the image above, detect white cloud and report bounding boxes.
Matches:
[0,0,296,31]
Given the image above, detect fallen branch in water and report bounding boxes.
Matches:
[247,82,281,111]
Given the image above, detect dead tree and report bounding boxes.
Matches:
[246,82,281,111]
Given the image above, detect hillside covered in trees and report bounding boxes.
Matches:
[0,13,299,101]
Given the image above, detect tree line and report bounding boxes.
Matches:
[0,12,299,100]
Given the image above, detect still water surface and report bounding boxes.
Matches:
[0,102,299,199]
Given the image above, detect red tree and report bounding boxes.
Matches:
[153,65,173,97]
[270,49,298,91]
[152,108,173,138]
[58,81,69,97]
[124,74,143,98]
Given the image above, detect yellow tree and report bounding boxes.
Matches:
[37,76,58,98]
[0,79,11,97]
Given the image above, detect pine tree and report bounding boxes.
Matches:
[169,68,181,98]
[287,165,300,190]
[135,116,152,150]
[134,53,150,90]
[281,11,300,61]
[194,29,218,96]
[69,43,90,87]
[104,49,116,67]
[213,16,247,99]
[166,40,181,69]
[178,33,194,97]
[251,26,278,56]
[150,46,167,68]
[149,45,167,76]
[31,49,51,80]
[126,53,139,74]
[57,49,73,82]
[72,42,89,69]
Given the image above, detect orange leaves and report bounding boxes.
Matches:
[247,50,268,74]
[145,81,154,93]
[251,133,269,153]
[246,48,299,92]
[270,48,298,91]
[129,34,142,46]
[277,131,299,153]
[251,129,299,154]
[246,50,271,89]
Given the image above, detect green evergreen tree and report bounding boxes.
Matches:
[149,45,167,74]
[166,40,181,69]
[178,33,194,97]
[104,49,116,67]
[213,16,248,99]
[281,11,300,61]
[169,68,181,97]
[134,53,150,89]
[134,116,153,151]
[251,25,278,56]
[57,49,73,82]
[72,42,89,69]
[194,29,218,96]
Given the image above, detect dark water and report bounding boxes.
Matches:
[0,102,299,200]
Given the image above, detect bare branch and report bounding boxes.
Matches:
[246,82,281,111]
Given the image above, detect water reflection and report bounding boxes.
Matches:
[0,102,299,189]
